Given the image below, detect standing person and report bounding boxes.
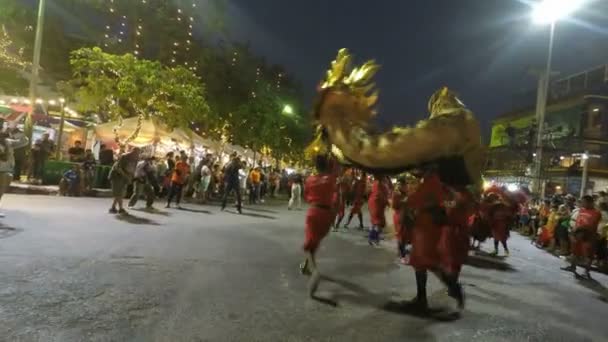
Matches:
[406,167,464,311]
[197,159,212,204]
[128,156,158,209]
[68,140,85,162]
[344,171,367,229]
[563,195,601,279]
[8,125,27,181]
[368,175,390,245]
[597,202,608,271]
[108,147,140,214]
[300,154,337,297]
[392,177,411,263]
[333,175,349,230]
[273,169,281,197]
[0,130,28,216]
[98,144,114,166]
[490,196,514,256]
[82,149,97,193]
[221,154,243,214]
[38,133,54,179]
[288,174,303,210]
[166,155,190,209]
[249,167,261,205]
[161,152,175,197]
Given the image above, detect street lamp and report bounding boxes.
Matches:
[25,0,47,149]
[282,104,294,116]
[531,0,585,198]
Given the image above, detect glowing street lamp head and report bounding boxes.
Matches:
[282,104,294,115]
[532,0,585,24]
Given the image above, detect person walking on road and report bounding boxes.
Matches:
[221,154,243,214]
[128,156,158,209]
[109,147,140,214]
[0,129,28,217]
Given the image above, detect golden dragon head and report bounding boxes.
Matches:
[427,86,467,119]
[313,48,380,123]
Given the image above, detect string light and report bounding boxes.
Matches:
[0,27,29,69]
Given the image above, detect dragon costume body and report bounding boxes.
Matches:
[308,48,484,188]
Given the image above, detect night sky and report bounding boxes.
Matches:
[226,0,608,137]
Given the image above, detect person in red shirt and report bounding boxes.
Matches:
[344,170,367,229]
[563,195,601,279]
[368,175,390,245]
[406,168,464,311]
[166,155,190,208]
[300,154,337,297]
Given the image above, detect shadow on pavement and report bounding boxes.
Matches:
[465,253,516,272]
[242,206,279,214]
[575,274,608,302]
[115,213,160,226]
[225,209,276,220]
[132,208,171,216]
[177,207,213,214]
[322,276,460,322]
[0,225,21,239]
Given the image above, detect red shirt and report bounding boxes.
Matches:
[369,179,389,206]
[575,208,601,231]
[352,178,367,202]
[305,174,337,207]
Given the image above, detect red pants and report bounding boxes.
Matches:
[439,225,469,275]
[303,207,335,253]
[369,201,386,228]
[491,221,509,242]
[410,224,441,271]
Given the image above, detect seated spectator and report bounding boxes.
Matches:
[68,141,85,162]
[59,164,81,196]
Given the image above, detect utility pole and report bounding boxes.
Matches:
[25,0,46,148]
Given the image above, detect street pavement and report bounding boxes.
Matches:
[0,194,607,342]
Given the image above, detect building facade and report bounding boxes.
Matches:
[485,64,608,196]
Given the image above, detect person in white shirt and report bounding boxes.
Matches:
[288,174,302,210]
[198,161,212,204]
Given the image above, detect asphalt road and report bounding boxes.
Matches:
[0,194,607,342]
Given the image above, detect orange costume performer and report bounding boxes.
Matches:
[368,176,390,244]
[307,49,484,311]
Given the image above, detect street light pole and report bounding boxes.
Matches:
[26,0,47,148]
[533,21,556,198]
[55,98,66,160]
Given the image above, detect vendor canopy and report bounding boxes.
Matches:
[94,117,219,150]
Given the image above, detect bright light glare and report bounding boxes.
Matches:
[532,0,585,24]
[507,183,519,192]
[282,104,294,115]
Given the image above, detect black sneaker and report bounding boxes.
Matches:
[109,208,118,214]
[118,208,128,215]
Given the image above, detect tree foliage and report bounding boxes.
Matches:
[67,47,211,129]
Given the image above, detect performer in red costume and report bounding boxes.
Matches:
[300,154,338,296]
[562,195,601,279]
[333,174,350,231]
[407,167,465,311]
[483,186,516,256]
[368,175,390,245]
[392,177,411,263]
[344,171,367,229]
[441,186,476,278]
